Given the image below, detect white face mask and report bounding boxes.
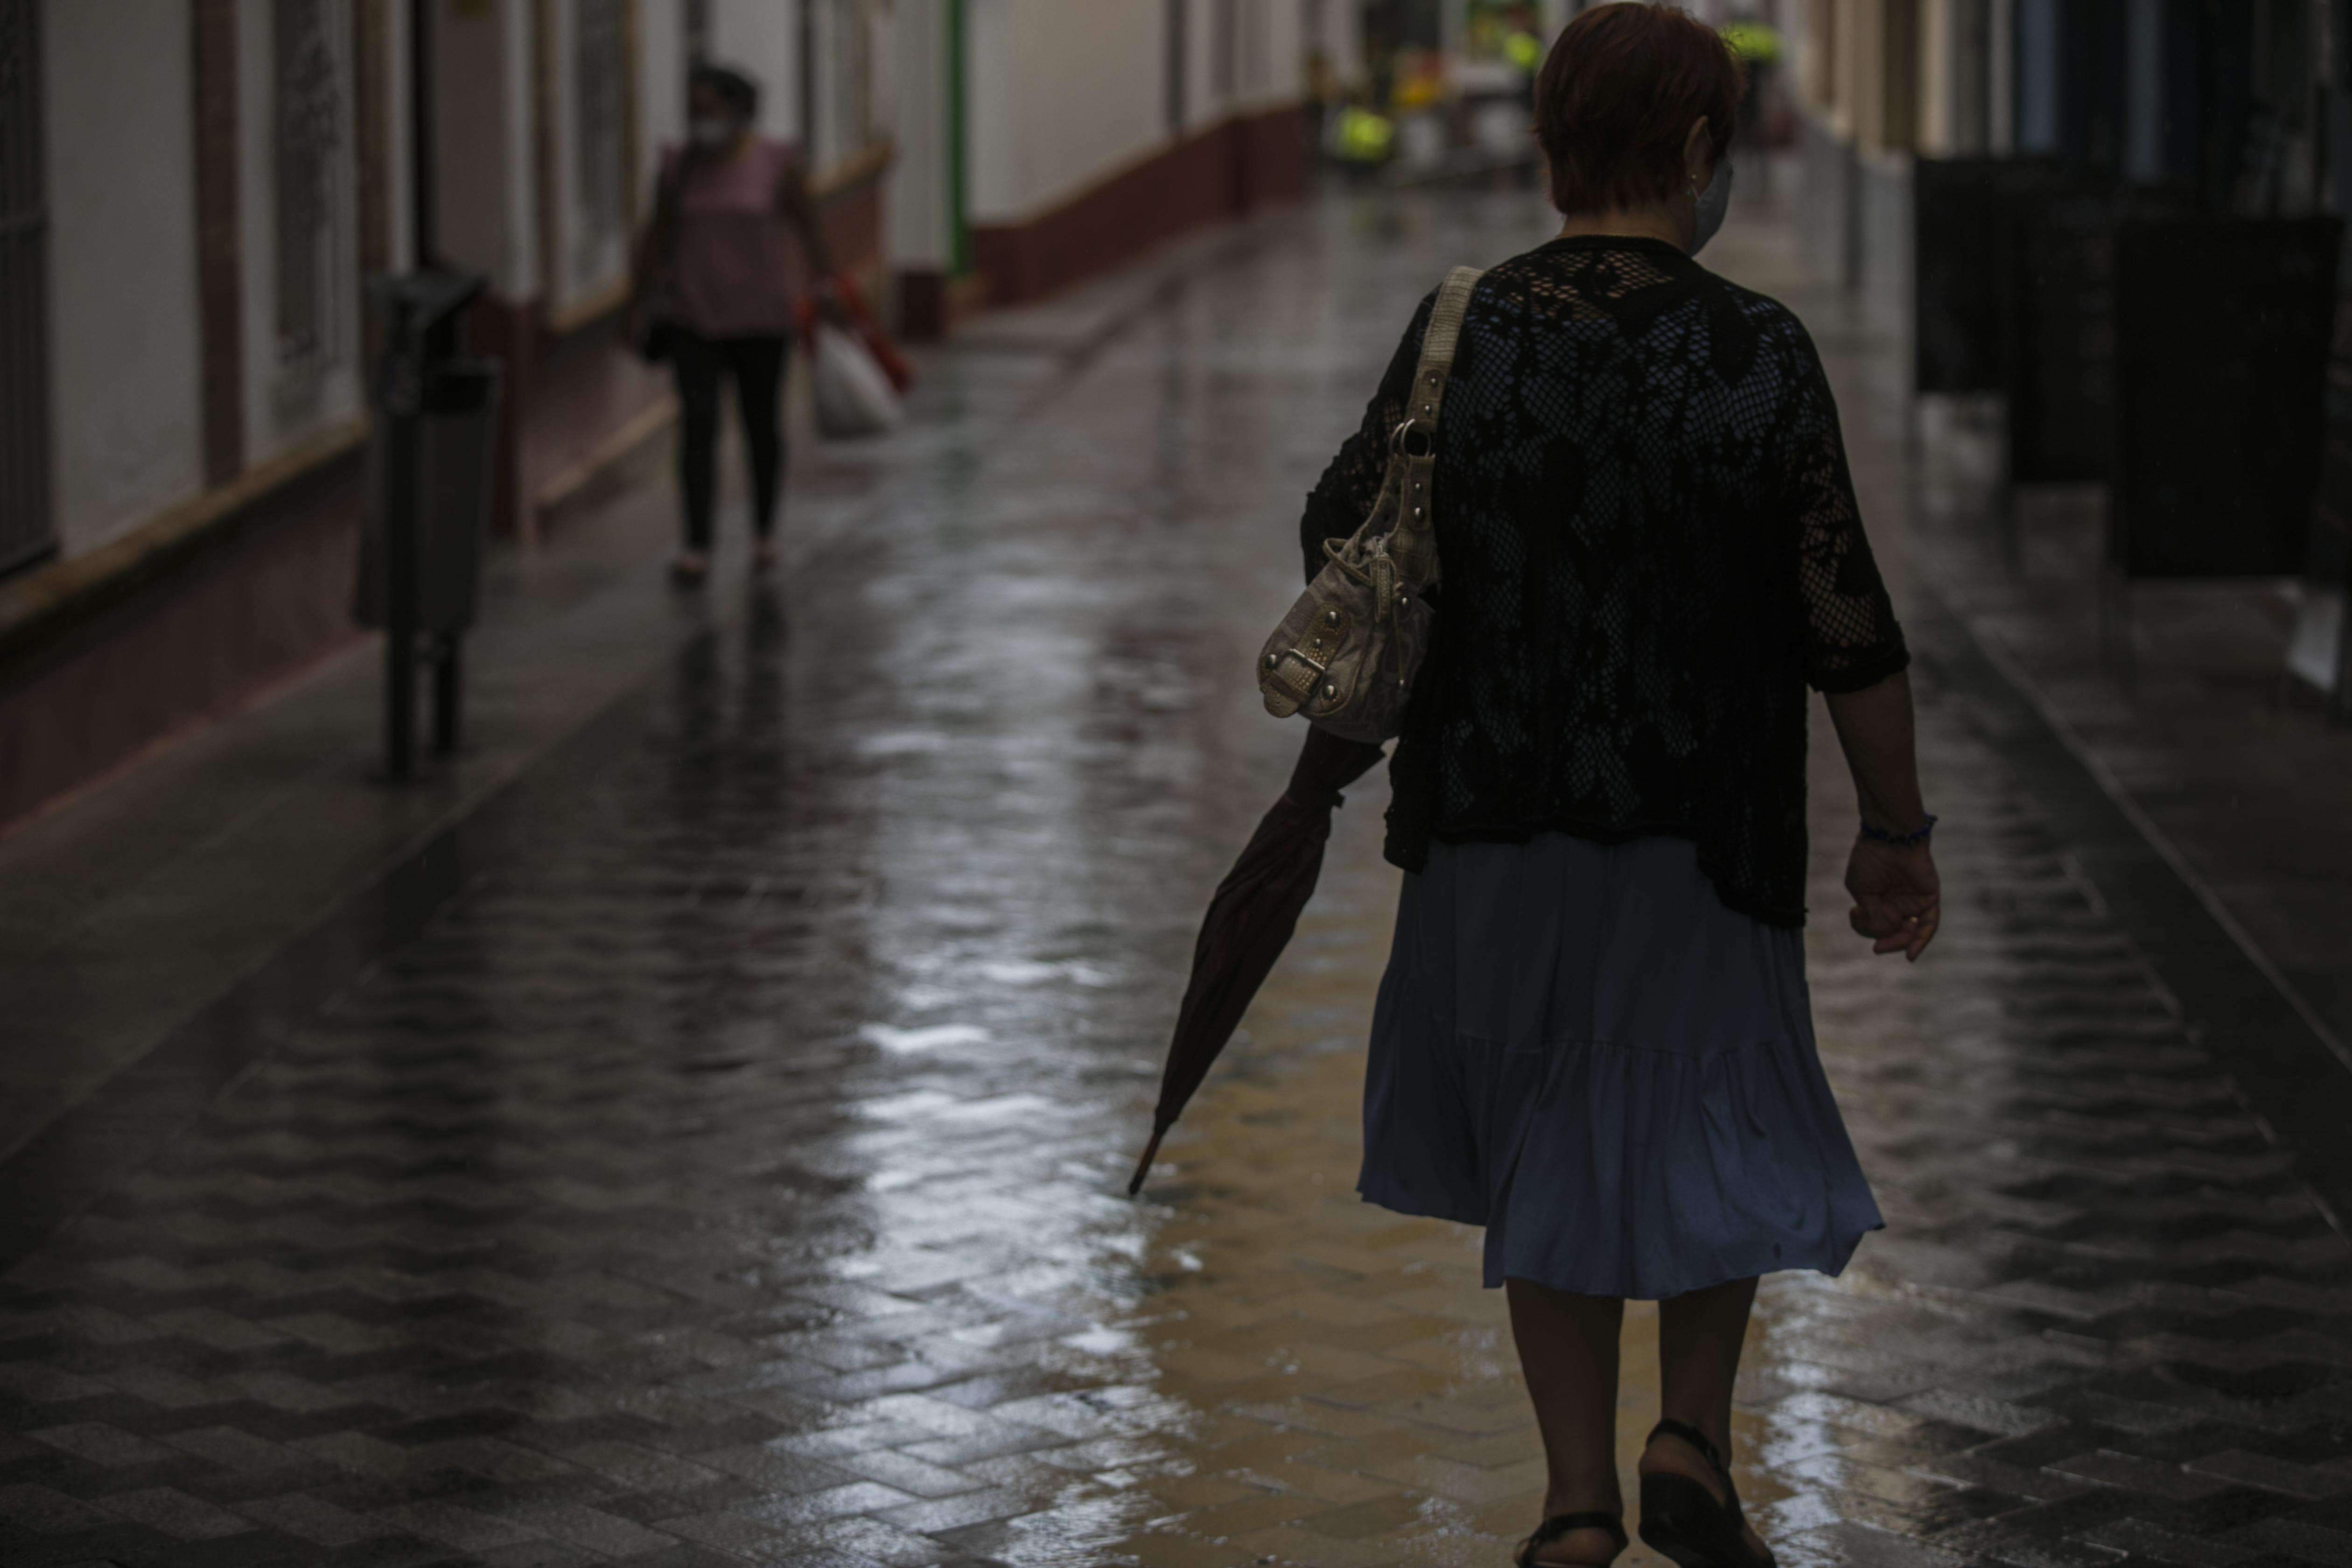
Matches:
[1690,160,1733,255]
[688,116,736,152]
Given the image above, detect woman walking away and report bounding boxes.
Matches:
[629,64,837,586]
[1303,8,1940,1566]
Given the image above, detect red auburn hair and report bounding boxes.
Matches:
[1533,4,1743,216]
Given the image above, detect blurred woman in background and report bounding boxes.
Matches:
[629,64,836,586]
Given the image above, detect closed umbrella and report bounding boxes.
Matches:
[1127,726,1387,1196]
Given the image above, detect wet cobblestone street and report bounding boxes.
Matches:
[5,193,2352,1568]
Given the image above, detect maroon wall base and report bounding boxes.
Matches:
[0,458,366,832]
[466,299,545,541]
[898,270,950,343]
[972,105,1309,308]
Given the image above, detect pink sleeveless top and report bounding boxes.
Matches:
[663,138,797,339]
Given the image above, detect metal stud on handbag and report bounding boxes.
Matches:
[1258,265,1483,743]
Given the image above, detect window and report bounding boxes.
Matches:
[0,0,50,574]
[271,0,350,420]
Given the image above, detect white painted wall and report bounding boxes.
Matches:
[42,0,204,557]
[1988,0,2015,153]
[1305,0,1368,91]
[385,0,417,273]
[966,0,1018,218]
[1247,0,1306,111]
[707,0,800,145]
[968,0,1307,226]
[1183,0,1219,133]
[888,0,951,270]
[2123,0,2163,181]
[640,0,688,188]
[431,0,540,301]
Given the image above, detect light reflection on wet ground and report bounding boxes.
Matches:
[3,190,2350,1568]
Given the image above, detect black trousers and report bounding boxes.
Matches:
[670,331,787,551]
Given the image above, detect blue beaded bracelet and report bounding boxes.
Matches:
[1859,813,1937,846]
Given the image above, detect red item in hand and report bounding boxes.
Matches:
[796,273,915,392]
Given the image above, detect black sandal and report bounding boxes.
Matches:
[1513,1509,1626,1567]
[1638,1418,1775,1568]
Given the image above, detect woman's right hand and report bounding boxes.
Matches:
[1845,836,1939,961]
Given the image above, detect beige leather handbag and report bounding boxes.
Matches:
[1258,265,1483,743]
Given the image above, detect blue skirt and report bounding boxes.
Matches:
[1358,833,1882,1300]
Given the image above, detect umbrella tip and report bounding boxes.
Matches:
[1125,1128,1167,1197]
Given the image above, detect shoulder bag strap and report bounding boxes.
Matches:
[1379,266,1483,589]
[1395,265,1484,449]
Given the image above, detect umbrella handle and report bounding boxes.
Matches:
[1125,1127,1167,1197]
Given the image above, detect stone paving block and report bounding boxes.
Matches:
[374,1497,546,1553]
[1897,1386,2067,1438]
[1945,1526,2127,1568]
[2049,1448,2236,1500]
[0,1480,118,1533]
[0,1362,115,1407]
[98,1485,258,1540]
[2081,1515,2261,1565]
[733,1480,926,1531]
[2189,1451,2352,1501]
[808,1513,960,1567]
[498,1498,677,1556]
[1222,1518,1423,1567]
[232,1490,402,1547]
[27,1421,187,1469]
[1157,1485,1334,1540]
[1802,1517,1975,1568]
[694,1444,863,1495]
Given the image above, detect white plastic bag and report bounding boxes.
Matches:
[810,321,903,438]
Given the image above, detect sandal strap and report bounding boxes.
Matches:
[1647,1418,1744,1523]
[1647,1418,1727,1475]
[1516,1510,1627,1565]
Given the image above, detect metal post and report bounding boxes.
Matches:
[382,303,422,779]
[2331,581,2352,727]
[2099,559,2136,695]
[434,634,463,753]
[409,0,435,266]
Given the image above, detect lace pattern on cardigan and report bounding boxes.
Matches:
[1298,237,1908,926]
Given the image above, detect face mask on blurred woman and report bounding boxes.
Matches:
[689,115,737,154]
[1689,160,1733,254]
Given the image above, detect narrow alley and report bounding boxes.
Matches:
[3,181,2351,1568]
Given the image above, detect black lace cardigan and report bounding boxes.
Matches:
[1299,236,1908,927]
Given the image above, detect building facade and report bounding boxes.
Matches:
[0,0,1319,833]
[1789,0,2345,335]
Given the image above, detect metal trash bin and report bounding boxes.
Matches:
[356,267,496,777]
[357,359,501,634]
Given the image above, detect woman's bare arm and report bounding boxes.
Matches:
[1824,671,1940,961]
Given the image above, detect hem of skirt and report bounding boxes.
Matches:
[1356,1181,1489,1231]
[1483,1221,1883,1302]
